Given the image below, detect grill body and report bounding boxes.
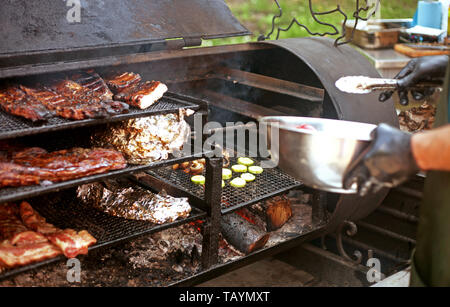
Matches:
[0,0,401,285]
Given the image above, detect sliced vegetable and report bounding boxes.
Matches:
[231,164,247,173]
[222,168,232,180]
[248,166,264,174]
[230,177,246,188]
[222,180,225,188]
[191,175,205,185]
[240,173,256,182]
[237,157,254,167]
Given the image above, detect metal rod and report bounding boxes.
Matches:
[214,67,324,102]
[312,191,327,225]
[201,89,287,120]
[329,233,410,263]
[392,186,424,200]
[356,221,417,245]
[376,206,419,224]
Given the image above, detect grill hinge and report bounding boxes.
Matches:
[183,37,203,47]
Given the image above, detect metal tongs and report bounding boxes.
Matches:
[335,76,442,94]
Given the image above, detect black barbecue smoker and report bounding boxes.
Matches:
[0,0,399,286]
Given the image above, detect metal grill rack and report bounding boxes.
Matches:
[145,157,303,214]
[0,88,225,279]
[0,187,206,281]
[0,148,211,204]
[0,92,203,141]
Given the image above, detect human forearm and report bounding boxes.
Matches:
[411,124,450,171]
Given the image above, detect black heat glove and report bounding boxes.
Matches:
[379,55,448,106]
[343,124,420,196]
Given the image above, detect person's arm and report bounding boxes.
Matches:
[412,124,450,171]
[343,123,450,196]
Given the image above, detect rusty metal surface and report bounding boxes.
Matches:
[0,0,250,59]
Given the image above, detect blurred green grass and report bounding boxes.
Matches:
[202,0,418,46]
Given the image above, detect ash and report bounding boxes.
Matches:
[0,223,203,287]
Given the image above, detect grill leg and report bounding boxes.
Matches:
[312,191,327,225]
[201,157,223,269]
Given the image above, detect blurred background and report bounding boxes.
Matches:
[203,0,418,46]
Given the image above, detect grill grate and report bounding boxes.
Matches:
[32,189,206,246]
[0,148,211,204]
[0,187,206,281]
[147,157,303,214]
[0,93,200,141]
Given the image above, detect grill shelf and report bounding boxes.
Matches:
[0,92,202,141]
[0,187,206,281]
[145,157,303,214]
[0,148,212,204]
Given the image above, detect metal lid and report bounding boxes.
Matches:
[0,0,250,57]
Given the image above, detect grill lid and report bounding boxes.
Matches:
[0,0,250,57]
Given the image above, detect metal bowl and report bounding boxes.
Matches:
[259,116,377,194]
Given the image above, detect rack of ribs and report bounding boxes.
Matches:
[0,144,127,188]
[0,70,129,121]
[0,86,53,122]
[107,72,168,109]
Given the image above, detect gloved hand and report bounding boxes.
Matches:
[343,124,420,196]
[379,55,448,106]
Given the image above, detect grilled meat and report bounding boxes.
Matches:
[106,72,142,93]
[0,240,62,268]
[77,180,191,224]
[0,70,129,121]
[70,70,114,102]
[0,86,53,122]
[114,81,168,109]
[46,229,97,258]
[0,203,28,241]
[0,201,97,268]
[49,78,129,119]
[18,201,96,258]
[19,201,58,234]
[0,145,127,188]
[107,72,167,109]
